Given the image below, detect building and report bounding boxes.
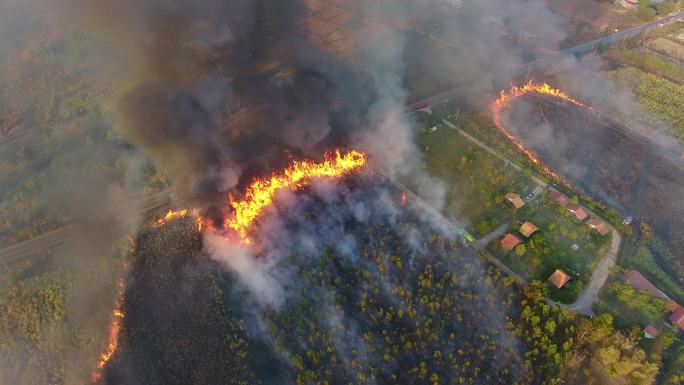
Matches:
[625,270,667,299]
[501,233,522,251]
[548,269,571,289]
[505,192,525,209]
[643,325,660,339]
[586,218,609,236]
[620,0,639,8]
[567,204,588,221]
[670,306,684,331]
[519,221,539,238]
[666,298,682,312]
[625,270,684,331]
[549,191,569,206]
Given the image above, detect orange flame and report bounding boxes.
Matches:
[91,270,126,383]
[490,80,584,180]
[154,209,189,227]
[206,149,367,244]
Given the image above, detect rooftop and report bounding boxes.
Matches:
[505,192,525,209]
[548,269,571,289]
[586,218,609,235]
[549,191,569,206]
[643,325,660,339]
[519,221,539,238]
[501,233,522,251]
[670,307,684,331]
[567,204,588,221]
[625,270,667,299]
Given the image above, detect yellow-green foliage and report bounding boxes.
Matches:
[615,48,684,83]
[610,67,684,146]
[0,273,67,348]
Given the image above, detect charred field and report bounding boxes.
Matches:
[98,175,531,385]
[506,94,684,277]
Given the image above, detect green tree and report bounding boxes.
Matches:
[637,1,657,20]
[656,0,676,15]
[515,244,527,256]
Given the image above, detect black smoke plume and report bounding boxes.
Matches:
[91,0,377,211]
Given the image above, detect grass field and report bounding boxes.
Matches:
[416,118,538,232]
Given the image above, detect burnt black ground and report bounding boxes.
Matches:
[507,95,684,279]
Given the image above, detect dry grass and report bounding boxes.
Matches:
[646,37,684,62]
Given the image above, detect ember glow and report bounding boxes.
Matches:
[490,81,585,180]
[208,149,367,244]
[91,271,126,383]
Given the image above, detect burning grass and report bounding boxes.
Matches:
[155,149,367,245]
[91,274,125,383]
[490,80,586,180]
[217,149,367,244]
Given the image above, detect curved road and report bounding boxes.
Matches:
[566,226,621,317]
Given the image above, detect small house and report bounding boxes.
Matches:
[519,221,539,238]
[586,218,609,236]
[505,192,525,209]
[548,269,571,289]
[670,306,684,331]
[549,191,569,206]
[643,325,660,339]
[625,270,667,299]
[567,204,588,221]
[501,233,522,251]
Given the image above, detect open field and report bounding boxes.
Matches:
[416,119,538,232]
[608,47,684,82]
[647,37,684,61]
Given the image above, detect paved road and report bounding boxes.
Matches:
[564,11,684,56]
[0,190,173,265]
[405,11,684,111]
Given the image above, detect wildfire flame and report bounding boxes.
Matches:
[154,209,189,227]
[91,270,126,383]
[206,149,367,244]
[490,80,585,180]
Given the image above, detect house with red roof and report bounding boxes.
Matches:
[548,191,569,207]
[567,204,588,221]
[643,325,660,339]
[625,270,667,299]
[670,306,684,331]
[501,233,522,252]
[586,218,609,236]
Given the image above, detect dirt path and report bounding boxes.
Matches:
[566,226,622,317]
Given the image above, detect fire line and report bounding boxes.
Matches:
[91,264,127,383]
[156,149,368,244]
[490,80,585,180]
[209,149,367,244]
